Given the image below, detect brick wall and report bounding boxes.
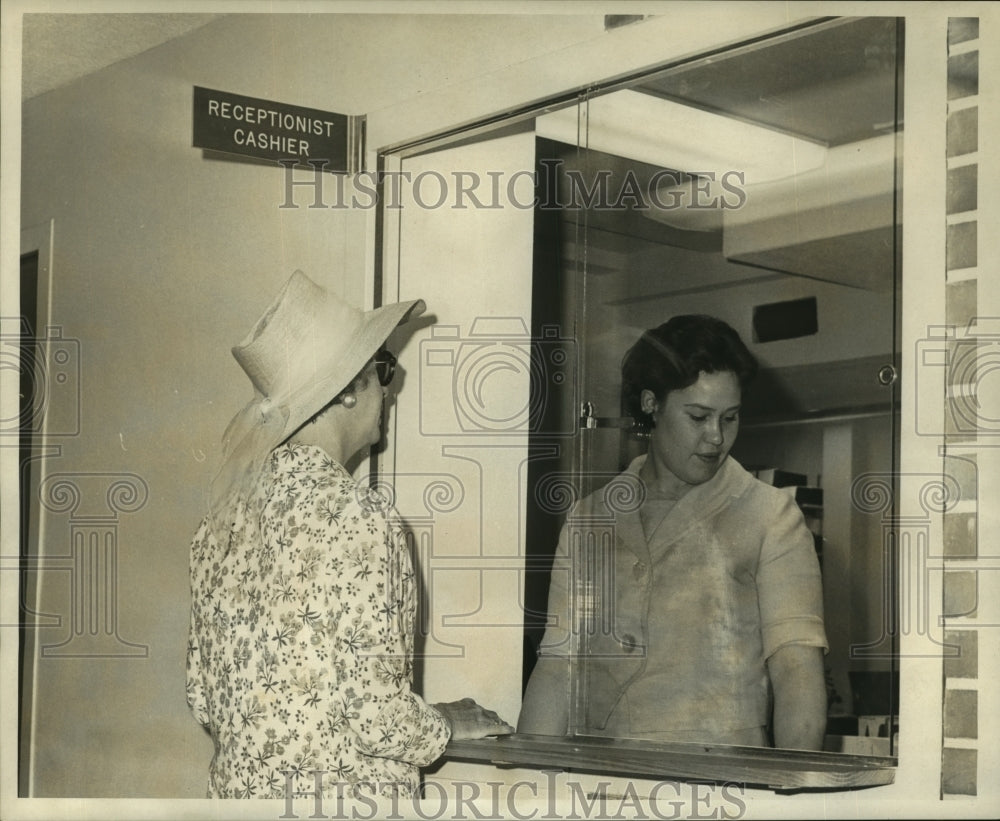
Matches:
[940,15,982,799]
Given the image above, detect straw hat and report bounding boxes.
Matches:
[232,270,424,440]
[209,270,424,541]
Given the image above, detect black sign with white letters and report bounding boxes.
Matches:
[192,86,357,171]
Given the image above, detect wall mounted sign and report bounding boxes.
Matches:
[192,86,363,172]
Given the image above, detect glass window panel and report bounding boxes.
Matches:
[523,16,902,757]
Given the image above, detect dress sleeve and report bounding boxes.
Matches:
[756,489,829,659]
[186,610,210,726]
[317,489,451,767]
[185,521,210,727]
[536,512,575,658]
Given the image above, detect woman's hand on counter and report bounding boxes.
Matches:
[433,698,515,740]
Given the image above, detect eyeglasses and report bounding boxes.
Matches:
[373,350,397,387]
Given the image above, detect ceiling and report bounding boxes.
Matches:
[536,17,903,419]
[635,16,900,147]
[545,16,902,295]
[21,13,222,100]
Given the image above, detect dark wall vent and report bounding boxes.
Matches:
[605,15,646,31]
[752,296,819,343]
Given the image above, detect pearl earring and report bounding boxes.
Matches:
[341,393,357,409]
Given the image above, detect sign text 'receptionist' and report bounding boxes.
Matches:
[192,86,354,170]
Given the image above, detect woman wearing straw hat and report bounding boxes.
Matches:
[186,271,513,800]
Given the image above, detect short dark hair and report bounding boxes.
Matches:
[621,314,758,431]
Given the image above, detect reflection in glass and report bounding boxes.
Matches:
[521,17,902,756]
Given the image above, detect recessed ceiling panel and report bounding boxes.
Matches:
[634,17,900,146]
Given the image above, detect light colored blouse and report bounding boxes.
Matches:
[538,455,828,745]
[186,443,449,799]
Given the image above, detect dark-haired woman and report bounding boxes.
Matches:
[517,315,827,750]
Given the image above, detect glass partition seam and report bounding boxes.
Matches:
[888,15,905,760]
[571,90,591,738]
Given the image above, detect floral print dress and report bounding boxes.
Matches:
[186,443,450,799]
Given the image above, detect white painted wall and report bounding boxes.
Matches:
[384,130,538,789]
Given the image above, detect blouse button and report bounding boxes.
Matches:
[633,561,646,579]
[621,633,638,653]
